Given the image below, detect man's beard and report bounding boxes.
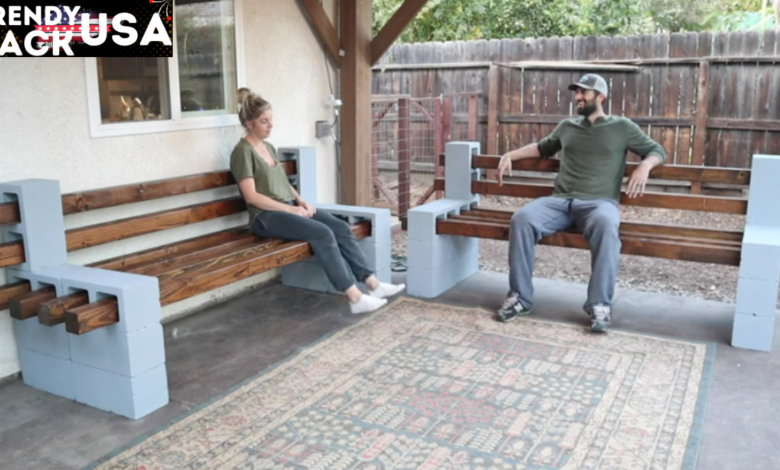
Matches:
[576,99,598,116]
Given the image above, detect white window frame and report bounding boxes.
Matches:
[85,0,246,138]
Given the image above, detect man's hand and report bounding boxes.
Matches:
[299,200,316,217]
[626,165,651,198]
[497,154,513,186]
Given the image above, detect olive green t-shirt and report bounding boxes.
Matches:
[230,138,296,225]
[536,116,667,202]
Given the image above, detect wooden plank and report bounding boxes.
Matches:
[0,241,25,269]
[755,30,777,155]
[464,157,751,185]
[0,201,20,226]
[691,60,711,179]
[60,171,241,215]
[460,209,744,242]
[665,33,686,164]
[340,0,372,206]
[436,219,741,265]
[486,64,500,181]
[65,197,245,252]
[38,291,90,326]
[707,118,780,132]
[94,228,250,272]
[298,0,342,66]
[470,181,747,213]
[371,0,428,65]
[498,114,693,127]
[736,31,762,167]
[127,238,272,278]
[761,30,780,155]
[398,97,411,218]
[9,286,56,320]
[0,281,32,312]
[676,34,698,167]
[65,298,119,335]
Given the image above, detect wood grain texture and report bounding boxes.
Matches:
[9,286,56,320]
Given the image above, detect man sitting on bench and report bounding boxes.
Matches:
[494,74,666,332]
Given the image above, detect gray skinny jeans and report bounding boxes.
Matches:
[251,209,373,292]
[508,196,621,312]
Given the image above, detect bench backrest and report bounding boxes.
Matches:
[435,153,750,214]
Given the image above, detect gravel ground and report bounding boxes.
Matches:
[389,188,779,307]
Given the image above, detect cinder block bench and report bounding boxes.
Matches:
[407,141,780,352]
[0,146,391,419]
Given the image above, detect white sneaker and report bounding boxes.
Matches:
[369,282,406,299]
[350,294,388,315]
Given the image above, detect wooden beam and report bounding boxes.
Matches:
[65,197,245,252]
[0,280,32,312]
[9,286,56,320]
[371,0,428,65]
[38,291,90,326]
[340,0,373,206]
[436,219,741,266]
[65,298,119,335]
[0,201,20,226]
[298,0,342,66]
[0,241,24,269]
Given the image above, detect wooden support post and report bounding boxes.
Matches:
[486,64,500,180]
[340,0,373,206]
[398,97,411,219]
[468,95,478,141]
[434,98,444,199]
[691,61,711,194]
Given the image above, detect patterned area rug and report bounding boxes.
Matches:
[88,298,714,470]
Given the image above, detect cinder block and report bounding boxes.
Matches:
[0,179,67,271]
[735,277,779,318]
[732,312,776,352]
[739,225,780,282]
[374,265,392,284]
[357,238,391,272]
[72,362,169,420]
[282,258,340,294]
[315,204,392,245]
[408,236,479,269]
[445,142,481,200]
[279,146,317,204]
[746,155,780,227]
[407,198,477,242]
[13,316,70,359]
[69,324,165,377]
[17,348,75,400]
[58,265,161,334]
[408,248,479,298]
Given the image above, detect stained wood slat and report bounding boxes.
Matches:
[127,237,266,277]
[65,298,119,335]
[0,201,20,226]
[463,156,751,185]
[9,286,57,320]
[0,241,25,269]
[38,292,90,326]
[94,228,251,272]
[437,219,740,266]
[66,197,246,251]
[0,281,32,312]
[461,209,744,242]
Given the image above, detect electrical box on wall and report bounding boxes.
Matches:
[315,120,330,139]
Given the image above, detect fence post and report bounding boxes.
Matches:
[690,60,711,194]
[398,97,411,220]
[486,64,500,181]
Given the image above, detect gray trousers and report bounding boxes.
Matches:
[509,196,621,312]
[251,209,373,292]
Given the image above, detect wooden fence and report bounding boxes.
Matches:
[373,30,780,175]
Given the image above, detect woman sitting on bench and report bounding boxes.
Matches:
[231,89,404,314]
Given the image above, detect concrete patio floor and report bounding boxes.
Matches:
[0,271,778,470]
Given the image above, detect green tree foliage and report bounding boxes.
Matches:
[372,0,778,42]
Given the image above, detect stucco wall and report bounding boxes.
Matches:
[0,0,340,380]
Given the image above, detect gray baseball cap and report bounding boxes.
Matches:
[568,74,609,97]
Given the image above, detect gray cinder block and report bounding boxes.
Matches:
[735,277,779,318]
[407,198,477,243]
[72,362,169,420]
[445,141,481,200]
[68,324,165,377]
[746,154,780,227]
[279,146,318,204]
[17,348,75,400]
[407,247,479,298]
[0,179,67,272]
[738,225,780,282]
[732,313,776,352]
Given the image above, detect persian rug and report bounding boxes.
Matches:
[87,298,714,470]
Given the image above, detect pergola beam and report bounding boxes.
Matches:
[298,0,342,66]
[371,0,428,65]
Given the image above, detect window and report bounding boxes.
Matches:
[85,0,244,137]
